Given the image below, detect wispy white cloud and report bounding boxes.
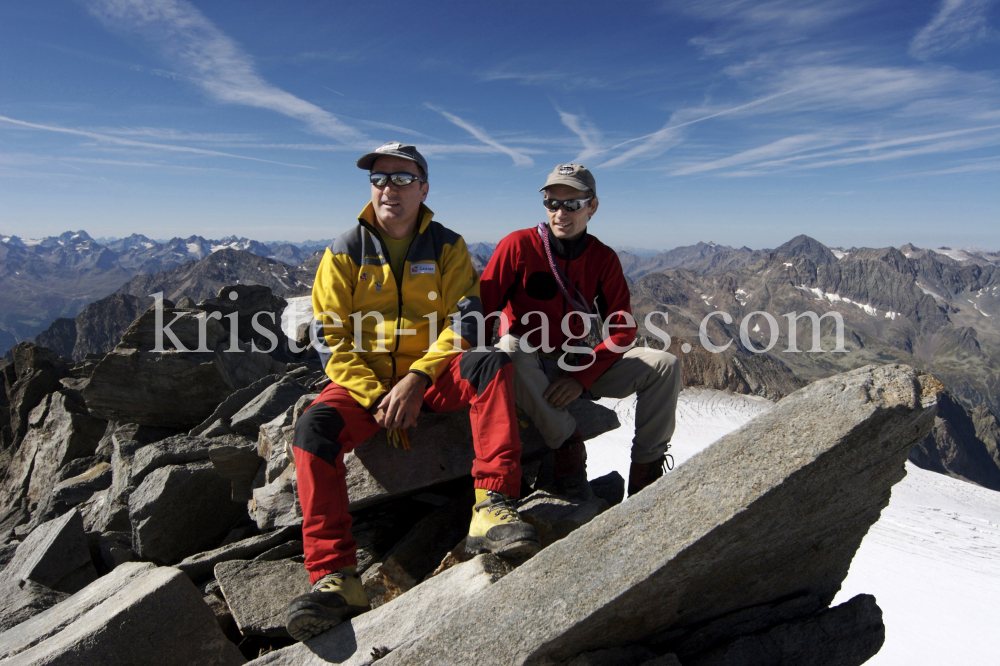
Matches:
[671,133,836,175]
[481,66,611,91]
[598,89,796,167]
[910,0,997,60]
[425,105,534,166]
[0,115,314,168]
[557,111,604,163]
[83,0,363,142]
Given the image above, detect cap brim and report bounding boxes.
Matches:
[539,176,593,193]
[357,152,420,171]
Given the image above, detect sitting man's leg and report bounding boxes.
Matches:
[285,383,379,642]
[588,347,682,496]
[497,333,592,500]
[423,347,540,557]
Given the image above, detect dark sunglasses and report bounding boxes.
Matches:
[543,196,593,212]
[369,172,425,187]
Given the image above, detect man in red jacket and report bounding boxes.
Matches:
[480,164,681,498]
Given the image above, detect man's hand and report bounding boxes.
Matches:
[543,376,584,409]
[370,373,427,430]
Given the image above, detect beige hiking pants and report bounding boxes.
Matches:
[497,334,682,464]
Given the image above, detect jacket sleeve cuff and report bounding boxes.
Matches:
[408,370,432,389]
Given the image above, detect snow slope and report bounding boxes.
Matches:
[585,388,1000,665]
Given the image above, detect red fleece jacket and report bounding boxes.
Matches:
[479,226,635,389]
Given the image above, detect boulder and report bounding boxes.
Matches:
[0,580,69,633]
[129,461,248,564]
[190,374,281,437]
[82,306,285,428]
[6,369,63,447]
[0,393,106,525]
[518,490,609,548]
[310,400,620,512]
[590,471,625,507]
[245,554,514,666]
[375,365,940,666]
[230,378,308,437]
[2,510,97,595]
[90,433,146,534]
[176,524,301,583]
[250,465,300,531]
[214,558,311,638]
[685,594,884,666]
[566,646,659,666]
[200,284,289,353]
[210,442,264,501]
[0,562,246,665]
[130,433,236,485]
[50,462,112,511]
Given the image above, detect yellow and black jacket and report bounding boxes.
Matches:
[311,202,482,409]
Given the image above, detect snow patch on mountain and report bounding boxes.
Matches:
[932,247,973,262]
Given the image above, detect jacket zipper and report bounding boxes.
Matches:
[361,220,407,379]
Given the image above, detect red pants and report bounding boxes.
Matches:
[293,348,521,584]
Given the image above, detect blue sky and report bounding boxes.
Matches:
[1,0,998,250]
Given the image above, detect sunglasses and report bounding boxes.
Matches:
[370,172,425,187]
[543,196,593,212]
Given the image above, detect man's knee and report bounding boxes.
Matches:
[646,350,681,388]
[459,347,512,395]
[293,402,344,468]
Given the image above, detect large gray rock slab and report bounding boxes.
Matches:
[6,369,63,449]
[129,461,248,564]
[210,442,264,501]
[190,374,281,437]
[89,432,145,533]
[0,562,246,666]
[2,509,96,595]
[376,364,940,666]
[518,489,609,548]
[176,525,301,583]
[250,464,300,530]
[246,554,514,666]
[230,377,308,437]
[82,306,285,428]
[0,580,69,633]
[50,462,112,511]
[215,558,311,638]
[686,594,884,666]
[295,400,619,512]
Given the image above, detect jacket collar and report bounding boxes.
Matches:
[358,202,434,236]
[544,224,589,261]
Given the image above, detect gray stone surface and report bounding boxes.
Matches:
[230,377,308,437]
[89,433,145,533]
[50,462,112,510]
[361,491,471,608]
[0,580,69,633]
[0,393,106,525]
[129,461,248,564]
[322,400,619,512]
[190,374,281,437]
[176,525,301,583]
[245,554,514,666]
[590,471,625,507]
[210,442,264,501]
[686,594,884,666]
[130,433,251,485]
[518,489,609,548]
[3,510,96,595]
[215,558,311,638]
[376,365,940,666]
[95,531,133,571]
[250,464,300,530]
[0,562,246,665]
[253,540,302,562]
[82,307,284,428]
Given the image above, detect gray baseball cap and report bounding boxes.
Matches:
[540,163,596,196]
[356,141,428,178]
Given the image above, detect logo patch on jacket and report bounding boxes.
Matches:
[410,264,436,274]
[360,271,368,281]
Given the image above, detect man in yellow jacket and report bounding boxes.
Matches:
[285,142,539,642]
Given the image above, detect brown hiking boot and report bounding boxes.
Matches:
[627,447,674,497]
[553,430,594,501]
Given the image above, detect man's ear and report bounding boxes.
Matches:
[589,197,599,216]
[420,182,429,202]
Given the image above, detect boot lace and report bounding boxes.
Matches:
[478,492,520,523]
[313,571,349,593]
